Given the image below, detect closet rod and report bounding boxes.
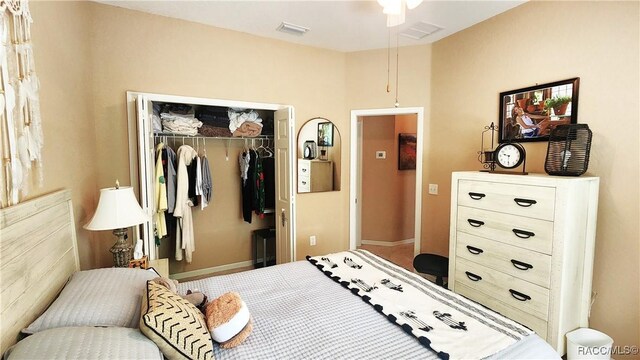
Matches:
[154,133,273,140]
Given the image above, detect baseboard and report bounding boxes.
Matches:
[361,238,414,247]
[170,260,254,280]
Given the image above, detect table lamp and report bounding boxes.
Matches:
[84,181,149,267]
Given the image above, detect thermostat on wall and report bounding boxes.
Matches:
[376,151,386,159]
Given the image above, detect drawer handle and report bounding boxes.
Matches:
[465,271,482,282]
[302,168,308,173]
[468,192,486,200]
[511,259,533,270]
[301,181,307,185]
[512,229,535,239]
[467,219,485,228]
[513,198,537,207]
[466,246,484,255]
[509,289,532,302]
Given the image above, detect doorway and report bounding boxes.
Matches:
[350,108,424,271]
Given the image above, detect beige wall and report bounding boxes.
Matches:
[395,114,417,239]
[361,115,416,242]
[429,1,639,354]
[29,2,102,269]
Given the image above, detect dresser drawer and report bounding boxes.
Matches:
[455,258,549,320]
[455,283,548,339]
[457,206,554,255]
[456,232,552,288]
[458,180,556,221]
[298,160,311,175]
[298,173,310,193]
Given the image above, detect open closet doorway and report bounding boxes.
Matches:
[350,108,424,272]
[126,91,296,279]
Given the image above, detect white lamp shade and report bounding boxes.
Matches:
[84,186,149,231]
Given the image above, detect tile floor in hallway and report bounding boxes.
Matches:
[358,242,415,272]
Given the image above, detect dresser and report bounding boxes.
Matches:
[297,159,333,193]
[448,172,599,355]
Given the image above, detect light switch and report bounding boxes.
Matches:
[376,151,386,159]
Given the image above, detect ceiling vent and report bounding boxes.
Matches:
[400,21,442,40]
[276,22,310,36]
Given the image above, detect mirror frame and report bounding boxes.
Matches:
[296,117,341,193]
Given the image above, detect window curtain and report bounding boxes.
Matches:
[0,0,43,208]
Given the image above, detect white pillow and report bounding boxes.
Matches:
[23,267,158,334]
[6,327,163,360]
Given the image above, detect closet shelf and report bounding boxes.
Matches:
[154,133,273,140]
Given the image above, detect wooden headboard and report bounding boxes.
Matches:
[0,190,80,353]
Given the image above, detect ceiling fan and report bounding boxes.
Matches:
[378,0,424,27]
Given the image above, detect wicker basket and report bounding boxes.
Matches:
[544,124,592,176]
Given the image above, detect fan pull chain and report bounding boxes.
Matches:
[386,27,391,93]
[395,26,400,107]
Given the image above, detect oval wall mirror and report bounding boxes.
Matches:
[296,118,341,193]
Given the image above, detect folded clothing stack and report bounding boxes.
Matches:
[197,107,232,137]
[160,112,203,136]
[229,109,263,137]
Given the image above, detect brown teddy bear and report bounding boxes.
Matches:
[151,277,207,313]
[205,292,253,349]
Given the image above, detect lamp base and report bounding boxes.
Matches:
[110,228,132,267]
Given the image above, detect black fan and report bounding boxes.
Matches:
[545,124,592,176]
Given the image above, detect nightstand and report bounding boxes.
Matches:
[148,258,169,278]
[129,256,169,278]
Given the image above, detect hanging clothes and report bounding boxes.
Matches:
[163,145,178,243]
[263,156,275,209]
[239,150,250,184]
[174,145,198,263]
[241,149,257,223]
[187,158,200,208]
[154,143,168,244]
[194,155,203,206]
[254,155,265,218]
[200,155,212,209]
[163,146,177,213]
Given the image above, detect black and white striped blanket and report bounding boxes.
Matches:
[307,250,533,360]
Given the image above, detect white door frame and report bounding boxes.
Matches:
[350,107,424,257]
[126,91,296,263]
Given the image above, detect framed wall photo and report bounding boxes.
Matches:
[398,133,417,170]
[498,77,579,143]
[317,122,334,147]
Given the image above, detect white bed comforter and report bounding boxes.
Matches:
[179,254,560,360]
[308,250,533,359]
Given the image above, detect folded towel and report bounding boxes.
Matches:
[233,121,263,137]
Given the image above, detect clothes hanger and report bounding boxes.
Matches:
[256,138,263,156]
[203,138,207,157]
[265,138,274,158]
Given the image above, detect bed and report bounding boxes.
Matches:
[0,190,560,359]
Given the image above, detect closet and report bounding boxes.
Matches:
[126,92,296,278]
